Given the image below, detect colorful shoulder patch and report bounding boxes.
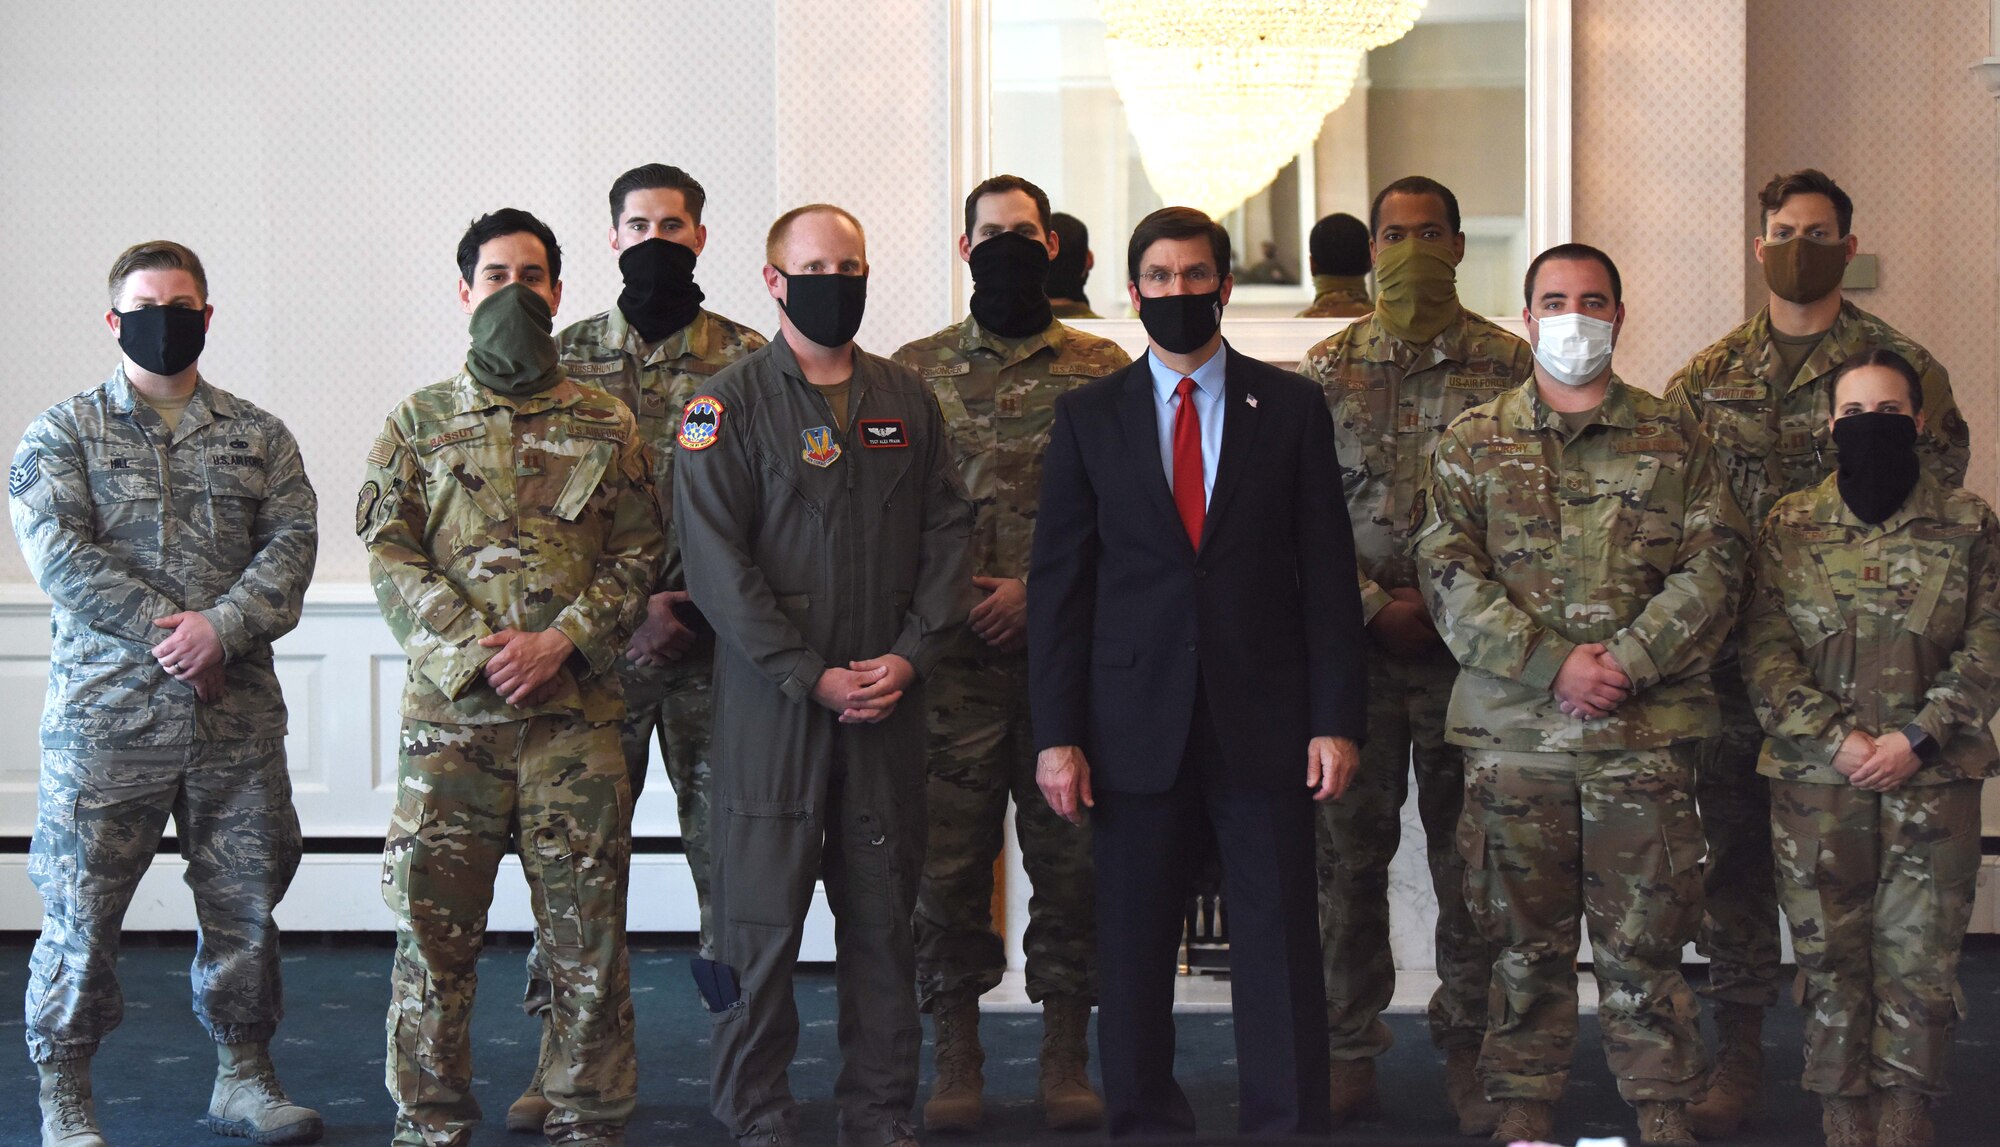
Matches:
[678,395,725,451]
[801,426,842,467]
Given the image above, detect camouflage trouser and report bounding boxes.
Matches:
[1460,746,1707,1103]
[1317,652,1493,1057]
[24,739,299,1063]
[1771,778,1983,1097]
[914,649,1095,1009]
[524,647,715,1016]
[1690,661,1782,1007]
[382,715,634,1146]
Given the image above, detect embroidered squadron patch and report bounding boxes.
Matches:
[356,481,381,535]
[8,454,39,497]
[801,426,841,467]
[858,419,908,448]
[678,396,725,451]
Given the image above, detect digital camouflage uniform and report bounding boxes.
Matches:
[10,369,317,1065]
[675,334,974,1147]
[1415,377,1748,1103]
[1297,275,1374,320]
[1743,472,2000,1097]
[361,369,663,1146]
[1665,301,1969,1009]
[551,305,766,972]
[1295,308,1532,1059]
[892,316,1128,1011]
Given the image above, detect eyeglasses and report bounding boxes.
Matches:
[1138,266,1218,288]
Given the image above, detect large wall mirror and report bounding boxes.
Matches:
[953,0,1571,363]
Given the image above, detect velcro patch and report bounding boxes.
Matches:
[209,452,265,469]
[8,455,39,496]
[1616,435,1686,453]
[678,396,724,451]
[858,419,908,448]
[565,360,620,376]
[423,427,481,452]
[1446,374,1505,390]
[1707,385,1765,402]
[355,481,380,535]
[1479,440,1543,457]
[367,435,397,467]
[918,362,970,379]
[995,394,1023,419]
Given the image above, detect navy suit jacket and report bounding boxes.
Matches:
[1028,342,1367,793]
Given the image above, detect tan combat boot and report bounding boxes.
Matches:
[1689,1002,1764,1138]
[1327,1057,1381,1127]
[1877,1088,1934,1147]
[38,1059,107,1147]
[1490,1099,1555,1142]
[922,990,984,1132]
[506,1012,558,1133]
[1637,1100,1697,1146]
[1443,1046,1501,1136]
[203,1042,324,1145]
[1819,1094,1874,1147]
[1038,995,1103,1131]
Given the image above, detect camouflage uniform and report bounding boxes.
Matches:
[1414,377,1747,1102]
[1666,301,1969,1009]
[1295,309,1532,1058]
[10,369,317,1065]
[1048,300,1101,321]
[361,369,663,1145]
[1297,275,1373,320]
[550,305,766,970]
[892,317,1128,1009]
[1743,472,2000,1097]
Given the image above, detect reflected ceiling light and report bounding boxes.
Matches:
[1099,0,1426,219]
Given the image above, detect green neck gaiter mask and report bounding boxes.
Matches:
[1372,238,1460,345]
[466,283,561,397]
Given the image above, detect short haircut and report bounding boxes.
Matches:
[1524,242,1623,305]
[108,240,208,308]
[964,175,1052,238]
[608,163,707,227]
[456,208,563,285]
[1830,347,1923,412]
[1369,175,1462,238]
[1758,168,1854,237]
[1126,207,1232,283]
[765,204,866,266]
[1309,212,1371,276]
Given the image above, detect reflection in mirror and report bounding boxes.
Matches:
[991,0,1528,320]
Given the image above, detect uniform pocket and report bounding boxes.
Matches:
[550,442,613,521]
[525,818,588,952]
[720,799,814,928]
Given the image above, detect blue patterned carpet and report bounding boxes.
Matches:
[2,935,1997,1145]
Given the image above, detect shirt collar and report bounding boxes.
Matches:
[1147,343,1227,404]
[607,305,712,365]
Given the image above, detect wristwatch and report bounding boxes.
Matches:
[1902,723,1942,764]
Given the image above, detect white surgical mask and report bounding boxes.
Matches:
[1532,312,1615,387]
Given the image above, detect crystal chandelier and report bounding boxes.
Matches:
[1099,0,1427,219]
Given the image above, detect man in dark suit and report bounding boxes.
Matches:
[1029,206,1368,1138]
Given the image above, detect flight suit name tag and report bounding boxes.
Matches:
[858,419,908,448]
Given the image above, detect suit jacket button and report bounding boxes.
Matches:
[1185,640,1196,652]
[1194,568,1207,578]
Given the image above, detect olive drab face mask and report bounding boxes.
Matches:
[1762,235,1848,304]
[465,283,562,397]
[1371,237,1459,345]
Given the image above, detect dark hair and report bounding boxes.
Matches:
[963,175,1051,238]
[456,208,563,285]
[1758,168,1853,237]
[1047,212,1091,299]
[609,163,707,227]
[1126,207,1231,283]
[1830,347,1923,412]
[1309,212,1371,276]
[108,240,208,307]
[1370,176,1461,238]
[1524,243,1622,305]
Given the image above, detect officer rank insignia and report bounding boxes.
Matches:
[678,396,724,451]
[858,419,907,448]
[801,426,841,467]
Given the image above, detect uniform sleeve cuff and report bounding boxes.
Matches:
[1358,580,1394,627]
[198,602,251,661]
[420,641,498,700]
[551,611,613,676]
[781,650,829,704]
[1521,633,1577,692]
[1603,630,1661,693]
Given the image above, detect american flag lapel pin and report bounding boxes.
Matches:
[1245,394,1259,408]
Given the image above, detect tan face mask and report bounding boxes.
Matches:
[1372,238,1458,344]
[1762,235,1847,304]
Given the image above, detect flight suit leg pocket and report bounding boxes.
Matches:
[839,806,907,928]
[719,799,815,928]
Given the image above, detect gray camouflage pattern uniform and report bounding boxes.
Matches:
[1743,471,2000,1097]
[10,368,317,1064]
[1665,301,1969,1009]
[892,316,1127,1010]
[1415,377,1747,1103]
[1296,308,1530,1059]
[361,368,663,1145]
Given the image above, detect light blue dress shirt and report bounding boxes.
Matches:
[1148,344,1227,504]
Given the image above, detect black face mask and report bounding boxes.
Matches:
[618,239,705,342]
[117,304,207,375]
[968,232,1053,339]
[1832,411,1921,525]
[779,270,868,348]
[1137,289,1223,355]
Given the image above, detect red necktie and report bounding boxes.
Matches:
[1172,377,1205,548]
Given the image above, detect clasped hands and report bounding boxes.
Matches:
[1552,642,1632,721]
[812,654,916,724]
[1830,727,1921,792]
